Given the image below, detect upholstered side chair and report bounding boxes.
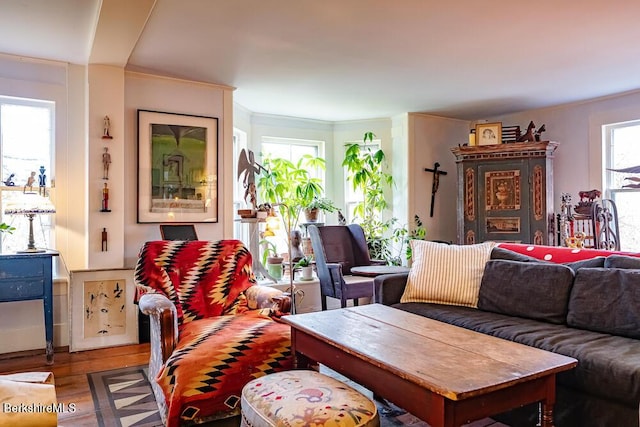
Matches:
[135,240,292,427]
[308,224,382,310]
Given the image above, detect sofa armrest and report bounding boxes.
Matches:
[138,293,178,364]
[245,285,291,313]
[374,273,409,305]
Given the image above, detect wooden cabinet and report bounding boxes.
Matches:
[451,141,557,245]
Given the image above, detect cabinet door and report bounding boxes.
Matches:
[478,160,530,243]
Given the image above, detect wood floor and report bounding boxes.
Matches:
[0,343,151,426]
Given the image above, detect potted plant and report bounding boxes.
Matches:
[303,197,336,223]
[294,255,314,280]
[257,154,327,230]
[260,240,283,280]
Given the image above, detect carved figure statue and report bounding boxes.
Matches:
[102,116,112,138]
[3,173,15,186]
[102,147,112,179]
[237,149,267,209]
[517,121,536,142]
[534,124,546,141]
[24,171,36,193]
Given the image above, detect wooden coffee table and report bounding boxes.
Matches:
[282,304,577,427]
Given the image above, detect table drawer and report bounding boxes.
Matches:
[0,279,45,300]
[0,258,46,279]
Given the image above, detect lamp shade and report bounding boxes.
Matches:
[4,193,56,215]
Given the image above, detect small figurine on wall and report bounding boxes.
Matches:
[516,121,536,142]
[101,228,108,251]
[102,147,111,179]
[102,115,113,139]
[101,183,111,212]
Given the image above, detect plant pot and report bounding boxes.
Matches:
[267,256,283,280]
[300,265,313,280]
[304,208,319,223]
[302,237,313,256]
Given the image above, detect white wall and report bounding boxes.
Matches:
[408,113,470,243]
[488,89,640,213]
[123,72,233,267]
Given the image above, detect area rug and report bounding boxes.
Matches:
[88,366,498,427]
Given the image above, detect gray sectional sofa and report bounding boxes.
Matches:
[374,244,640,427]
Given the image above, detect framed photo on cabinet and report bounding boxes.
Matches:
[137,110,219,223]
[475,122,502,146]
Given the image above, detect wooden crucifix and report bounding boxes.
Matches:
[424,162,448,217]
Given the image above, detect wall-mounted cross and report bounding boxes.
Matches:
[424,162,448,217]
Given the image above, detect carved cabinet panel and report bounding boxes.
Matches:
[451,141,557,245]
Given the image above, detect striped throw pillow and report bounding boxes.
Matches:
[401,240,496,307]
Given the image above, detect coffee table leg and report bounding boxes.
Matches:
[538,375,556,427]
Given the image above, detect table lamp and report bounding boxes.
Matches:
[4,193,56,253]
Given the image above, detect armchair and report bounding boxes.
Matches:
[134,240,292,427]
[308,224,381,310]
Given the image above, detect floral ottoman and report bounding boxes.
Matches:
[241,370,379,427]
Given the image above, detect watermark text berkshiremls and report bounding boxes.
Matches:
[2,402,77,414]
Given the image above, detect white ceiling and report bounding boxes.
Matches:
[3,0,640,122]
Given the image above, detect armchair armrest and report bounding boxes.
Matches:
[374,273,410,305]
[245,285,291,313]
[139,293,178,364]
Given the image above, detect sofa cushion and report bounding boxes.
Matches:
[401,240,495,307]
[478,260,574,324]
[392,302,640,408]
[567,268,640,339]
[604,254,640,269]
[490,247,605,271]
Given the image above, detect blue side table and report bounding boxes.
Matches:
[0,251,57,364]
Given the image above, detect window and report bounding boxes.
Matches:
[259,137,325,255]
[0,96,55,253]
[603,121,640,251]
[343,138,381,223]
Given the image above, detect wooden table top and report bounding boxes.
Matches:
[282,304,577,401]
[350,265,410,277]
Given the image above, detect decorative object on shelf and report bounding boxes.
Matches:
[468,129,476,146]
[337,209,347,225]
[102,147,111,180]
[24,171,36,193]
[424,162,448,217]
[290,229,304,261]
[137,110,218,223]
[557,192,573,246]
[501,125,521,143]
[475,122,502,146]
[575,189,601,214]
[101,228,108,251]
[3,173,15,186]
[516,121,536,142]
[237,148,268,210]
[69,268,138,351]
[4,192,56,253]
[535,124,546,141]
[101,183,111,212]
[38,166,47,196]
[102,115,113,139]
[565,231,585,248]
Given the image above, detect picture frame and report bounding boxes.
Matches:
[69,268,138,352]
[486,217,521,233]
[137,110,219,223]
[485,170,521,211]
[159,223,199,240]
[475,122,502,146]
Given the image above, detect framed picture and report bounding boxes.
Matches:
[485,170,521,211]
[137,110,219,223]
[486,217,521,233]
[475,122,502,146]
[69,269,138,352]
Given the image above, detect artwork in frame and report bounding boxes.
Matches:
[69,268,138,352]
[137,110,218,223]
[475,122,502,146]
[486,217,521,233]
[485,170,521,211]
